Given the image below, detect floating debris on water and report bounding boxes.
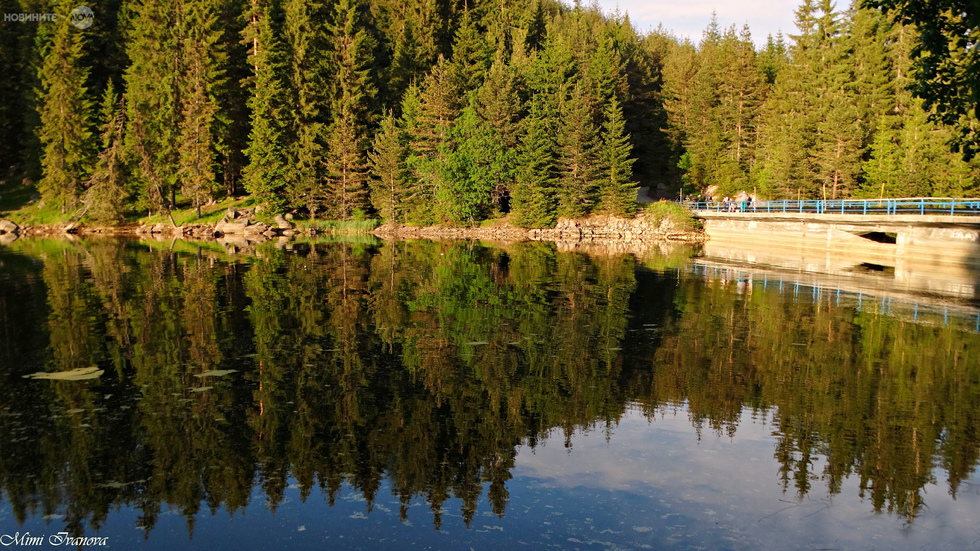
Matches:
[194,369,239,378]
[23,367,103,381]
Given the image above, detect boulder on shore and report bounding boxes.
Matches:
[0,220,20,235]
[274,214,293,230]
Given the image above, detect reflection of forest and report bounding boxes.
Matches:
[0,238,978,537]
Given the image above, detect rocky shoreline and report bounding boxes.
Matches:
[0,211,705,247]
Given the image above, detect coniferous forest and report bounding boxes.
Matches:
[1,0,979,227]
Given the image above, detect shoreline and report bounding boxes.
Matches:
[0,213,706,246]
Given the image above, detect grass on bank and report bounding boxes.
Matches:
[638,200,701,232]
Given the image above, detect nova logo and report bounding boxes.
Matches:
[69,5,93,29]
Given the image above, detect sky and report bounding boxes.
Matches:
[593,0,802,46]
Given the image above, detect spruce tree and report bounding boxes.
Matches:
[473,55,522,211]
[407,56,459,222]
[242,0,289,211]
[38,2,95,213]
[556,81,600,218]
[598,97,638,216]
[324,0,375,219]
[124,0,180,211]
[368,111,408,223]
[283,0,330,215]
[85,84,128,223]
[178,0,224,217]
[448,10,491,94]
[512,99,557,227]
[438,107,496,224]
[811,0,863,199]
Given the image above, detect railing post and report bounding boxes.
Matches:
[841,200,845,214]
[920,198,924,215]
[862,200,867,215]
[951,198,955,215]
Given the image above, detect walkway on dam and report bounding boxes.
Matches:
[683,197,980,218]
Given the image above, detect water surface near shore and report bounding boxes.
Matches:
[1,237,978,549]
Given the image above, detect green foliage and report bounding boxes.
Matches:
[242,0,289,212]
[124,0,181,211]
[866,0,980,159]
[84,84,128,223]
[436,107,502,224]
[512,101,557,227]
[37,2,95,213]
[11,0,980,228]
[368,111,408,223]
[598,97,638,216]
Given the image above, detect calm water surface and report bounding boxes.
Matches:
[1,237,979,550]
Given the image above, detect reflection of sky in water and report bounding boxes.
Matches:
[514,405,980,550]
[5,405,977,550]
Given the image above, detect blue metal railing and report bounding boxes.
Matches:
[681,197,980,216]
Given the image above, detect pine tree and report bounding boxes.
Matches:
[38,1,95,213]
[753,0,821,198]
[473,55,522,210]
[523,0,547,51]
[85,83,128,223]
[178,0,225,218]
[368,111,408,223]
[386,20,423,111]
[512,99,557,227]
[407,56,459,222]
[448,10,491,94]
[395,84,432,222]
[324,0,376,219]
[598,97,638,216]
[811,0,863,199]
[124,0,180,211]
[242,0,289,211]
[283,0,330,214]
[556,81,600,218]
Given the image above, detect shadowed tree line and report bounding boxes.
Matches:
[0,239,978,536]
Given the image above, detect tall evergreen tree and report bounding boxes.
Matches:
[85,84,128,223]
[324,0,376,219]
[473,55,522,210]
[368,111,408,223]
[438,107,498,224]
[407,56,460,222]
[38,1,95,213]
[178,0,225,217]
[597,97,638,216]
[242,0,289,211]
[512,99,557,227]
[811,0,863,199]
[556,81,600,218]
[124,0,180,211]
[448,10,491,94]
[283,0,331,214]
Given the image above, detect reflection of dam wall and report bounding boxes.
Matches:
[696,212,980,301]
[687,257,980,332]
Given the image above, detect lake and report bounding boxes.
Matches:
[1,237,979,550]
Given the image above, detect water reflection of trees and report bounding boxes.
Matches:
[0,239,977,536]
